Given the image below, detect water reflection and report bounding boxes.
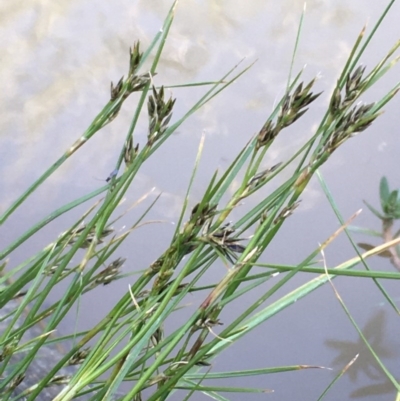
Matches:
[1,0,392,207]
[1,1,400,400]
[350,378,398,398]
[325,310,396,395]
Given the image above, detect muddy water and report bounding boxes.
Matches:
[1,1,400,400]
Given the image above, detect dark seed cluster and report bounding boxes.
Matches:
[68,226,114,249]
[257,79,321,149]
[123,136,139,168]
[274,201,301,225]
[330,65,366,114]
[201,222,246,263]
[147,86,176,146]
[107,42,151,124]
[90,257,126,288]
[244,162,282,196]
[324,102,379,154]
[309,66,384,163]
[69,348,91,366]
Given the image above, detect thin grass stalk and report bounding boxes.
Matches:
[326,272,400,391]
[1,3,400,400]
[346,0,397,77]
[256,263,400,279]
[150,216,361,392]
[0,187,108,260]
[54,244,206,399]
[316,354,359,401]
[317,170,400,314]
[0,3,180,226]
[287,3,306,91]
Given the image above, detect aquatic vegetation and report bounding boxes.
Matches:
[1,1,400,400]
[353,176,400,271]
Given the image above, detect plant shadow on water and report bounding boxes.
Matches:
[325,310,395,385]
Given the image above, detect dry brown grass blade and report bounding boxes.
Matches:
[318,209,362,251]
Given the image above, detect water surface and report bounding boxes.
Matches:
[1,1,400,399]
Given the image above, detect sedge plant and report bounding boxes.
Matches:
[1,1,400,400]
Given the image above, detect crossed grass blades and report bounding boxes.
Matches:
[1,1,400,400]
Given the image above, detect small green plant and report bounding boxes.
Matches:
[353,177,400,271]
[1,1,400,400]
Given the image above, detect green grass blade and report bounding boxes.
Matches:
[327,277,400,391]
[186,365,325,380]
[287,3,306,90]
[317,354,359,401]
[316,170,400,314]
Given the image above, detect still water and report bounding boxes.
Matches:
[1,1,400,399]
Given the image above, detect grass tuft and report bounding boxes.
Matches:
[1,2,400,400]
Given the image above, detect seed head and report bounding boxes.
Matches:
[110,76,124,101]
[274,201,301,224]
[129,41,142,77]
